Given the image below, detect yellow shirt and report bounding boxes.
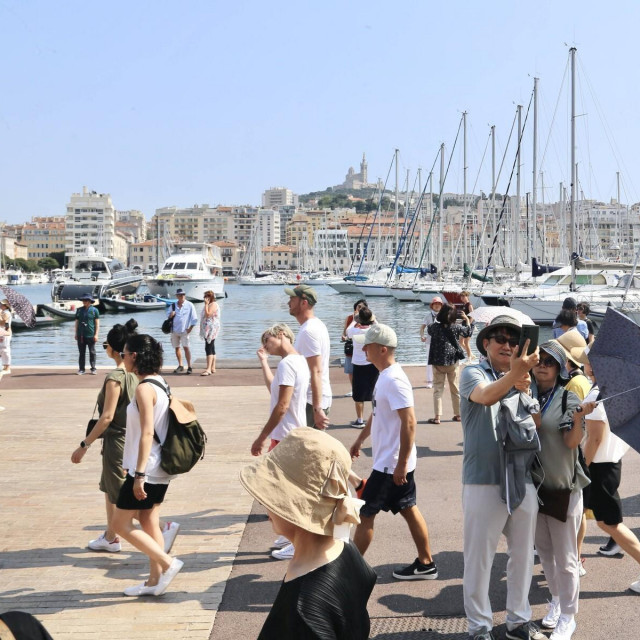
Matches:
[565,372,592,401]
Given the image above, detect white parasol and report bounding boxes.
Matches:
[469,306,534,326]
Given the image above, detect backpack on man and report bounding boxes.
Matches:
[140,378,207,475]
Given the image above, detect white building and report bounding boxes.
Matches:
[313,228,350,272]
[65,187,117,258]
[262,187,298,209]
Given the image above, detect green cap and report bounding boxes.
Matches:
[284,284,318,305]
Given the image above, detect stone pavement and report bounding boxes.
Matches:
[1,363,640,639]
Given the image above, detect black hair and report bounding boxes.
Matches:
[577,301,590,315]
[353,298,368,311]
[107,318,138,353]
[555,309,578,328]
[436,303,457,326]
[125,333,163,375]
[358,307,374,325]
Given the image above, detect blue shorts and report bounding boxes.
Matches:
[360,469,417,517]
[343,356,353,374]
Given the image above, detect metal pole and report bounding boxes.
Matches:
[515,105,522,276]
[570,47,577,290]
[532,77,539,266]
[439,144,445,273]
[463,111,468,268]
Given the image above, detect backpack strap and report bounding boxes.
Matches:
[139,378,171,444]
[561,389,569,415]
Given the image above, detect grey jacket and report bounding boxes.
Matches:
[497,390,541,513]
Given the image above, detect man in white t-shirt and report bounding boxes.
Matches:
[349,323,438,581]
[285,285,332,430]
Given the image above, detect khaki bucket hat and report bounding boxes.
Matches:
[239,427,360,536]
[556,330,587,366]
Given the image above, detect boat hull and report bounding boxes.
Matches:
[146,277,225,301]
[390,287,420,301]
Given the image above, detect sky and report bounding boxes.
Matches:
[1,0,639,224]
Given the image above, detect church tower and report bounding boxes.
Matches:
[360,153,368,185]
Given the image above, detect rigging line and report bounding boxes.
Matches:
[467,129,492,273]
[399,171,423,270]
[483,94,534,282]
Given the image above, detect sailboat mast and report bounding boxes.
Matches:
[515,104,522,277]
[394,148,399,263]
[570,46,577,290]
[463,111,468,268]
[438,144,445,272]
[488,124,496,269]
[532,77,539,264]
[418,168,423,265]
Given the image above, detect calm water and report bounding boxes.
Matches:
[7,283,554,367]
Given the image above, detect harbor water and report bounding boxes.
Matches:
[7,283,555,368]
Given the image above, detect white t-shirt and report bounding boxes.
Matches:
[346,322,372,366]
[370,362,417,474]
[294,316,332,408]
[583,387,630,464]
[270,354,310,441]
[123,375,173,483]
[422,310,437,344]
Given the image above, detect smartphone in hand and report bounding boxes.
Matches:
[517,324,539,357]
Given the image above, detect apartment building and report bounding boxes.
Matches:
[65,187,118,257]
[213,240,241,275]
[21,216,66,259]
[263,245,297,270]
[129,238,161,271]
[262,187,298,209]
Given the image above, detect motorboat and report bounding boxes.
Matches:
[100,293,168,312]
[146,243,224,301]
[51,248,143,302]
[40,301,79,320]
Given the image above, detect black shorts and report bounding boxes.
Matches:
[204,340,216,356]
[588,461,623,525]
[360,469,417,517]
[352,363,379,402]
[116,473,169,510]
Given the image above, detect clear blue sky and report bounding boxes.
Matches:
[1,0,638,223]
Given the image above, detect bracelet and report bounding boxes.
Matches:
[134,471,146,478]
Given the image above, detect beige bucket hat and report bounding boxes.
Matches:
[556,330,587,366]
[239,427,360,536]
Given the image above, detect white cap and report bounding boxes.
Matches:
[353,323,398,347]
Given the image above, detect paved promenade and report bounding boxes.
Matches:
[1,363,640,639]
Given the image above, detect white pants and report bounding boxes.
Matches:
[462,483,538,635]
[535,489,582,615]
[0,335,10,366]
[425,341,433,383]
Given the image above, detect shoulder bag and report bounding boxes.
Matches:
[444,326,466,361]
[161,303,175,334]
[85,400,104,438]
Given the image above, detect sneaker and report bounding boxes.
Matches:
[392,558,438,580]
[426,383,433,389]
[629,577,640,593]
[187,367,193,374]
[345,391,353,397]
[90,369,97,375]
[598,537,623,556]
[350,419,365,428]
[272,542,295,560]
[356,478,367,500]
[162,521,180,554]
[472,633,495,640]
[173,366,184,374]
[88,533,121,552]
[272,535,290,549]
[154,558,184,595]
[578,557,586,577]
[550,615,576,640]
[505,621,546,640]
[77,370,85,375]
[123,581,157,597]
[2,369,11,375]
[542,599,561,629]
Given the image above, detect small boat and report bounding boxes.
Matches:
[40,301,79,320]
[100,294,168,312]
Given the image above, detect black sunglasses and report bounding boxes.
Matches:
[536,356,558,367]
[102,342,109,350]
[489,334,519,347]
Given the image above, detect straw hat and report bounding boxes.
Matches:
[569,345,591,366]
[0,299,11,311]
[556,330,587,366]
[239,428,360,536]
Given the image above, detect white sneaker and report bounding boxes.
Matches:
[272,535,290,549]
[630,577,640,593]
[271,542,295,560]
[154,558,184,595]
[578,558,586,577]
[426,383,433,389]
[77,370,85,375]
[550,614,576,640]
[2,369,10,375]
[542,599,561,628]
[88,533,121,552]
[345,391,353,397]
[124,581,157,597]
[162,521,180,553]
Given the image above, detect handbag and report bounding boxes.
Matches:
[85,401,103,439]
[536,484,572,523]
[162,303,176,334]
[344,338,353,357]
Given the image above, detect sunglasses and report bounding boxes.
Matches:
[536,356,558,367]
[119,351,135,359]
[576,306,585,311]
[489,334,519,347]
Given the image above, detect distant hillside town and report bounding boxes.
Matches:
[2,155,640,276]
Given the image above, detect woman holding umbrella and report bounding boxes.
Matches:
[0,299,12,374]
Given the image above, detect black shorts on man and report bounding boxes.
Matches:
[360,469,417,517]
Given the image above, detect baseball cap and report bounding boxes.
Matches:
[353,323,398,347]
[284,284,318,305]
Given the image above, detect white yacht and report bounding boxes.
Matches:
[51,248,144,301]
[147,243,225,301]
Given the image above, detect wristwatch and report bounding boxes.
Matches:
[80,440,89,449]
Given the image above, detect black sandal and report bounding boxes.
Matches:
[427,418,441,425]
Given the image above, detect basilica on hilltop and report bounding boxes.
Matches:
[335,153,377,190]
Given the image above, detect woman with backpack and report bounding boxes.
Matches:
[112,334,184,597]
[426,303,472,424]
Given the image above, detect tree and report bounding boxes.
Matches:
[49,251,65,266]
[38,257,59,270]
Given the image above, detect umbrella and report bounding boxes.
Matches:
[588,307,640,453]
[469,305,534,326]
[0,285,37,328]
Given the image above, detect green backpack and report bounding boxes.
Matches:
[141,378,207,475]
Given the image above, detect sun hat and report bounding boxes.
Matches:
[284,284,318,305]
[476,315,522,356]
[239,427,360,536]
[79,293,94,302]
[430,296,444,308]
[0,298,11,311]
[539,340,569,379]
[556,330,587,366]
[175,288,186,295]
[569,344,591,366]
[353,323,397,347]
